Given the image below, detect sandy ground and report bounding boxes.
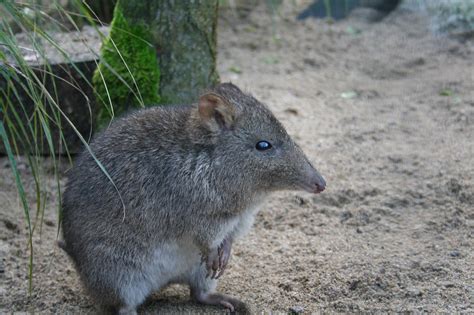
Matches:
[1,3,473,314]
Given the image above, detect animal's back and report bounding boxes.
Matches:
[61,105,191,266]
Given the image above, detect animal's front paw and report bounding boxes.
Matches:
[216,238,232,278]
[201,238,232,279]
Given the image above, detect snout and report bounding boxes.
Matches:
[299,165,326,194]
[307,172,326,194]
[313,176,326,193]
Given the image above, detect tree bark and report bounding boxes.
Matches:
[150,0,220,104]
[95,0,219,116]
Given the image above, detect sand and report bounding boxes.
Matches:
[1,3,473,313]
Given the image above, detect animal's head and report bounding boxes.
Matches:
[191,82,325,195]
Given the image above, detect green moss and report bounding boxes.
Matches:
[92,4,160,126]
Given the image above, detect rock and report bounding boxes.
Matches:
[441,281,455,288]
[406,287,423,297]
[449,250,460,257]
[293,195,310,206]
[0,27,107,155]
[402,0,474,36]
[3,219,19,233]
[298,0,401,21]
[349,279,361,290]
[349,8,386,23]
[0,60,98,155]
[284,108,299,116]
[340,210,353,223]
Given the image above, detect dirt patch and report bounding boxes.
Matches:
[1,4,473,313]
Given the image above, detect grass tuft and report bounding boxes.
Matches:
[0,0,131,292]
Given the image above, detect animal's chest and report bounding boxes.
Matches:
[211,216,241,248]
[145,201,264,288]
[147,240,199,287]
[212,199,265,247]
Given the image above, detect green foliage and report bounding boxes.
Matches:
[430,0,474,34]
[1,1,75,292]
[0,0,121,291]
[93,5,160,126]
[439,88,454,96]
[229,66,242,74]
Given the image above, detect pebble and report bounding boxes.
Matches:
[349,279,360,290]
[406,288,423,297]
[442,281,455,288]
[293,195,309,206]
[289,305,305,314]
[284,108,299,116]
[449,250,460,258]
[3,219,19,232]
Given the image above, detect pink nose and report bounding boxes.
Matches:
[309,171,326,193]
[315,182,325,193]
[303,162,326,194]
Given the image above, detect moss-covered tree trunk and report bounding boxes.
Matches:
[93,0,219,124]
[149,1,220,104]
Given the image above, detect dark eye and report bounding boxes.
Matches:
[256,140,272,151]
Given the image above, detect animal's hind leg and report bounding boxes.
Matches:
[93,297,139,315]
[114,279,153,315]
[84,268,151,315]
[93,288,143,315]
[186,263,247,312]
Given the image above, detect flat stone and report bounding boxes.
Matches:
[0,27,109,155]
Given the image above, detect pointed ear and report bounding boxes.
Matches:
[198,92,235,131]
